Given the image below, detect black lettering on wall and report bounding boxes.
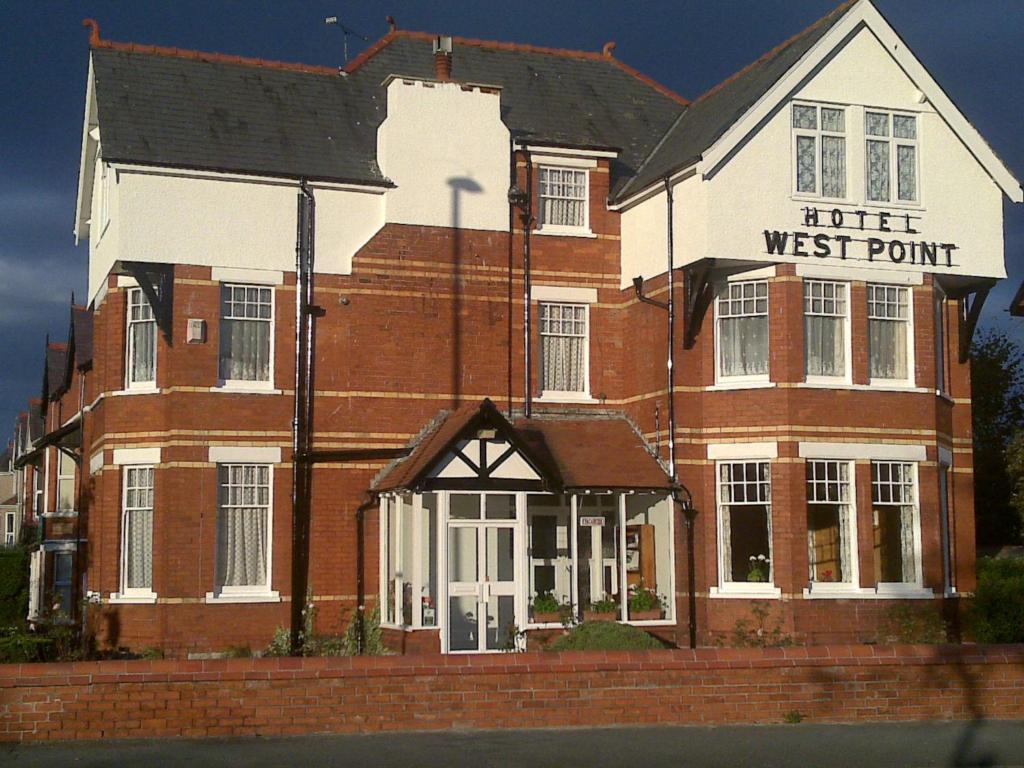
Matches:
[834,235,851,260]
[792,231,809,257]
[888,240,906,263]
[764,230,789,255]
[813,234,831,257]
[921,242,937,267]
[867,238,885,262]
[803,207,820,227]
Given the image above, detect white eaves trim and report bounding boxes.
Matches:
[514,143,619,159]
[697,0,1023,203]
[74,58,98,244]
[111,163,390,194]
[707,441,779,460]
[530,285,598,304]
[112,447,161,466]
[208,446,282,464]
[798,442,926,461]
[796,263,923,285]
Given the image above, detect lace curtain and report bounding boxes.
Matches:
[867,140,890,201]
[219,319,270,381]
[805,315,844,376]
[897,145,917,202]
[869,319,907,379]
[217,506,268,587]
[821,136,846,199]
[125,508,153,589]
[542,334,585,392]
[900,505,916,583]
[796,136,815,193]
[130,320,156,383]
[720,316,768,377]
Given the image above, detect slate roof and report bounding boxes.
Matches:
[43,344,68,401]
[617,0,856,199]
[71,307,94,371]
[374,399,673,492]
[88,2,859,204]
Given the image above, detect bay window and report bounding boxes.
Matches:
[120,466,154,596]
[219,284,273,384]
[871,461,920,586]
[804,280,848,379]
[538,166,588,230]
[866,111,918,203]
[527,495,571,624]
[126,287,156,387]
[56,450,76,513]
[381,493,438,628]
[792,103,847,199]
[214,464,271,595]
[868,284,912,384]
[539,302,588,397]
[52,551,73,618]
[717,461,773,587]
[806,460,855,586]
[716,281,769,381]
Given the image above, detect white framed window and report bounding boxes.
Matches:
[3,511,15,547]
[804,280,849,381]
[806,460,857,588]
[716,461,775,591]
[380,494,439,629]
[53,551,73,618]
[715,281,769,382]
[871,461,921,587]
[56,450,75,513]
[867,284,914,385]
[865,110,919,203]
[126,287,157,388]
[538,166,588,231]
[792,103,847,199]
[219,284,273,385]
[214,464,273,597]
[539,302,589,398]
[119,466,154,597]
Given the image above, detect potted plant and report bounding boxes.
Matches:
[530,592,569,624]
[747,554,770,583]
[628,583,663,621]
[583,598,619,622]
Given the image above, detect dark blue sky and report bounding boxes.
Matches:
[1,0,1022,439]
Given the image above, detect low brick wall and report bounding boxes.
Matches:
[2,645,1023,742]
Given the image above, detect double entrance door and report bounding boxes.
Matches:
[447,518,518,652]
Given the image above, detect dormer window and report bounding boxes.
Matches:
[792,104,846,200]
[538,166,588,231]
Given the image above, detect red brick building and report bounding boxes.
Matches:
[15,0,1021,655]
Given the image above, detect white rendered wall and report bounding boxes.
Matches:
[695,27,1004,279]
[89,169,385,304]
[88,156,120,303]
[377,79,510,232]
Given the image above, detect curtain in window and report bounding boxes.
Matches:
[838,504,851,583]
[805,315,844,376]
[821,136,846,198]
[217,507,268,587]
[542,197,584,228]
[720,316,768,376]
[219,319,270,381]
[125,508,153,589]
[867,140,890,201]
[897,145,917,201]
[720,505,732,582]
[900,505,915,583]
[130,321,156,383]
[869,318,907,379]
[796,136,816,193]
[542,334,584,392]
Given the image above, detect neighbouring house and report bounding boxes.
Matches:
[14,0,1021,656]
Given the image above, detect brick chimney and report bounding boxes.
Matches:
[433,36,453,81]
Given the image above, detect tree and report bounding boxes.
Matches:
[971,328,1024,546]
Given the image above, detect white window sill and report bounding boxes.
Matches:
[534,226,596,239]
[109,592,158,605]
[867,380,922,391]
[41,511,78,519]
[204,590,280,604]
[872,585,933,599]
[790,194,851,207]
[709,585,782,599]
[802,584,866,599]
[112,387,161,397]
[798,382,929,394]
[534,393,600,405]
[706,380,775,392]
[859,200,925,213]
[213,383,281,395]
[802,376,853,388]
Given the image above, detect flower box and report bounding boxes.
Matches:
[532,611,565,624]
[629,609,663,621]
[583,610,618,622]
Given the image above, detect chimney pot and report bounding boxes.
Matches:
[433,35,453,81]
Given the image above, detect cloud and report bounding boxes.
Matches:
[0,250,81,325]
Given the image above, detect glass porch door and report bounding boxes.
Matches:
[446,494,519,653]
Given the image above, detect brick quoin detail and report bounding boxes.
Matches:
[2,645,1023,742]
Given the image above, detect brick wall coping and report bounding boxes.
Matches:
[3,644,1022,688]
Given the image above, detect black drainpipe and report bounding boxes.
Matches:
[522,152,533,418]
[290,180,317,655]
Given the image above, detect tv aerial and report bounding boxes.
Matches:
[325,14,369,65]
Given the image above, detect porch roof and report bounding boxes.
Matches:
[373,399,674,493]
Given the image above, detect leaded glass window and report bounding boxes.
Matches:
[792,104,846,199]
[866,111,918,203]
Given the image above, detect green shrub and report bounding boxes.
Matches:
[547,621,664,652]
[0,625,53,663]
[589,598,618,614]
[531,592,562,614]
[264,605,390,657]
[627,584,662,612]
[0,548,29,626]
[971,557,1024,643]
